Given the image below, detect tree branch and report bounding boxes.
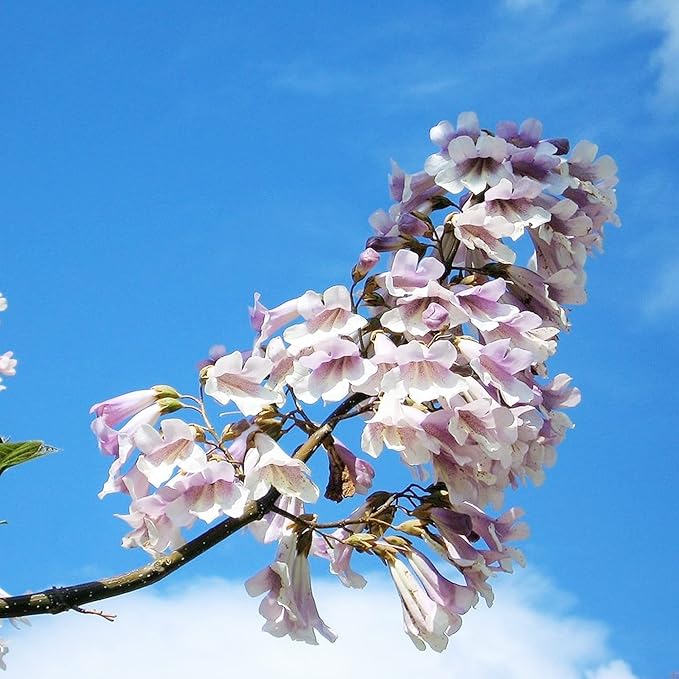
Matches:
[0,393,366,619]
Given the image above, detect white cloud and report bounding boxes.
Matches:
[586,660,640,679]
[2,570,638,678]
[631,0,679,107]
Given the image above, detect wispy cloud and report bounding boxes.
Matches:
[4,571,638,677]
[503,0,559,11]
[630,0,679,108]
[270,63,365,96]
[643,257,679,319]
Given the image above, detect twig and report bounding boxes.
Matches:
[71,606,117,622]
[0,392,367,620]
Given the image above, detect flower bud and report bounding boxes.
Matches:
[152,385,180,399]
[156,397,184,415]
[384,535,412,550]
[344,533,377,551]
[351,247,380,282]
[254,405,283,438]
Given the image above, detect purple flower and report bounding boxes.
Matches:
[426,133,511,195]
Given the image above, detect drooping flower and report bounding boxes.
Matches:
[385,554,454,652]
[246,532,337,644]
[250,496,305,544]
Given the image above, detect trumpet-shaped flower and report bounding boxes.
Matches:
[246,532,337,644]
[204,351,283,416]
[134,419,208,487]
[244,433,320,503]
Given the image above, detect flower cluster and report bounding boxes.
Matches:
[0,294,17,392]
[92,112,618,652]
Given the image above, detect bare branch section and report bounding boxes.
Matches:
[0,394,366,620]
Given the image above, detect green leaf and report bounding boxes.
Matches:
[0,439,57,476]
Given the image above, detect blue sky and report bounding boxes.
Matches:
[1,1,677,676]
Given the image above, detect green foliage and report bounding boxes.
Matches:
[0,437,56,477]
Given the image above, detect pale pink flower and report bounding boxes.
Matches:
[496,117,543,148]
[458,338,535,406]
[244,433,319,503]
[482,310,558,364]
[529,229,588,305]
[204,351,283,416]
[361,395,435,465]
[353,247,380,280]
[451,206,519,264]
[446,395,518,467]
[250,496,304,544]
[381,281,468,337]
[249,293,301,350]
[483,177,551,232]
[90,388,169,427]
[540,373,581,411]
[134,419,208,487]
[454,278,518,332]
[381,250,445,297]
[163,461,249,524]
[116,493,184,556]
[283,285,367,348]
[407,549,478,624]
[246,532,337,644]
[95,404,163,498]
[386,556,453,651]
[487,263,568,329]
[353,332,399,395]
[312,527,367,589]
[293,338,376,404]
[382,340,466,403]
[536,196,593,243]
